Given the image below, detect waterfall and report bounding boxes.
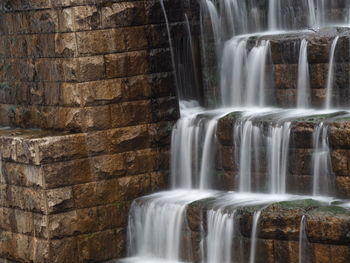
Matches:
[220,39,271,107]
[297,39,311,109]
[325,36,339,109]
[312,123,335,196]
[121,1,350,263]
[267,122,291,194]
[126,191,214,261]
[206,210,235,263]
[268,0,281,31]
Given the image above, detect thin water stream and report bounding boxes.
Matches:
[120,0,350,262]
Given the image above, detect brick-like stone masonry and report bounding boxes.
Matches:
[0,0,188,262]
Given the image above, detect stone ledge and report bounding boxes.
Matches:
[0,0,191,35]
[0,171,166,214]
[0,48,172,83]
[217,111,350,149]
[0,24,181,59]
[0,98,177,131]
[0,123,172,164]
[1,149,169,188]
[0,227,126,263]
[187,195,350,245]
[0,72,175,107]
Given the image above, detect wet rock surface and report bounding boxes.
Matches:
[0,0,182,261]
[186,196,350,263]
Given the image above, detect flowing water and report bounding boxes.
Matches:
[120,1,350,263]
[297,39,311,109]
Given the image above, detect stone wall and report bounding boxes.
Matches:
[216,112,350,198]
[0,0,184,262]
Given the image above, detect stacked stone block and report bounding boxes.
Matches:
[216,112,350,199]
[185,197,350,263]
[0,0,185,261]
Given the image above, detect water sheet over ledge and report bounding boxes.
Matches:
[119,0,350,262]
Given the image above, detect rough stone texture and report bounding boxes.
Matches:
[216,112,350,198]
[185,197,350,263]
[0,0,182,262]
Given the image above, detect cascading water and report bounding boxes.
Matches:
[120,1,350,263]
[325,36,339,109]
[312,123,335,196]
[297,39,311,109]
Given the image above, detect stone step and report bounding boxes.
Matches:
[184,193,350,263]
[216,111,350,198]
[217,28,350,108]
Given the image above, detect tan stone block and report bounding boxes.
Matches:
[101,2,146,28]
[71,5,101,31]
[77,28,125,55]
[331,150,350,176]
[6,35,28,58]
[0,208,40,237]
[330,125,350,149]
[1,162,43,187]
[90,153,126,180]
[29,9,59,33]
[35,58,78,82]
[126,50,149,76]
[78,56,105,82]
[117,173,151,201]
[124,26,148,51]
[108,125,152,152]
[49,237,78,263]
[33,213,49,239]
[43,158,93,188]
[0,13,13,35]
[273,240,299,263]
[125,149,159,175]
[336,176,350,199]
[77,228,126,262]
[85,124,153,155]
[0,231,49,263]
[43,82,60,106]
[110,100,152,128]
[329,245,350,263]
[73,179,119,208]
[55,32,77,57]
[4,0,52,11]
[34,34,56,58]
[83,105,111,131]
[306,207,350,243]
[2,185,46,213]
[122,74,152,101]
[221,146,236,171]
[61,78,123,106]
[57,7,75,32]
[2,58,35,82]
[50,202,130,238]
[104,53,128,79]
[49,210,78,238]
[73,173,150,208]
[15,132,88,164]
[46,186,75,213]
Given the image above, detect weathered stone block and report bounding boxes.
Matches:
[60,79,123,106]
[78,56,105,82]
[101,2,146,28]
[77,228,126,262]
[73,5,101,30]
[110,100,152,128]
[77,28,125,55]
